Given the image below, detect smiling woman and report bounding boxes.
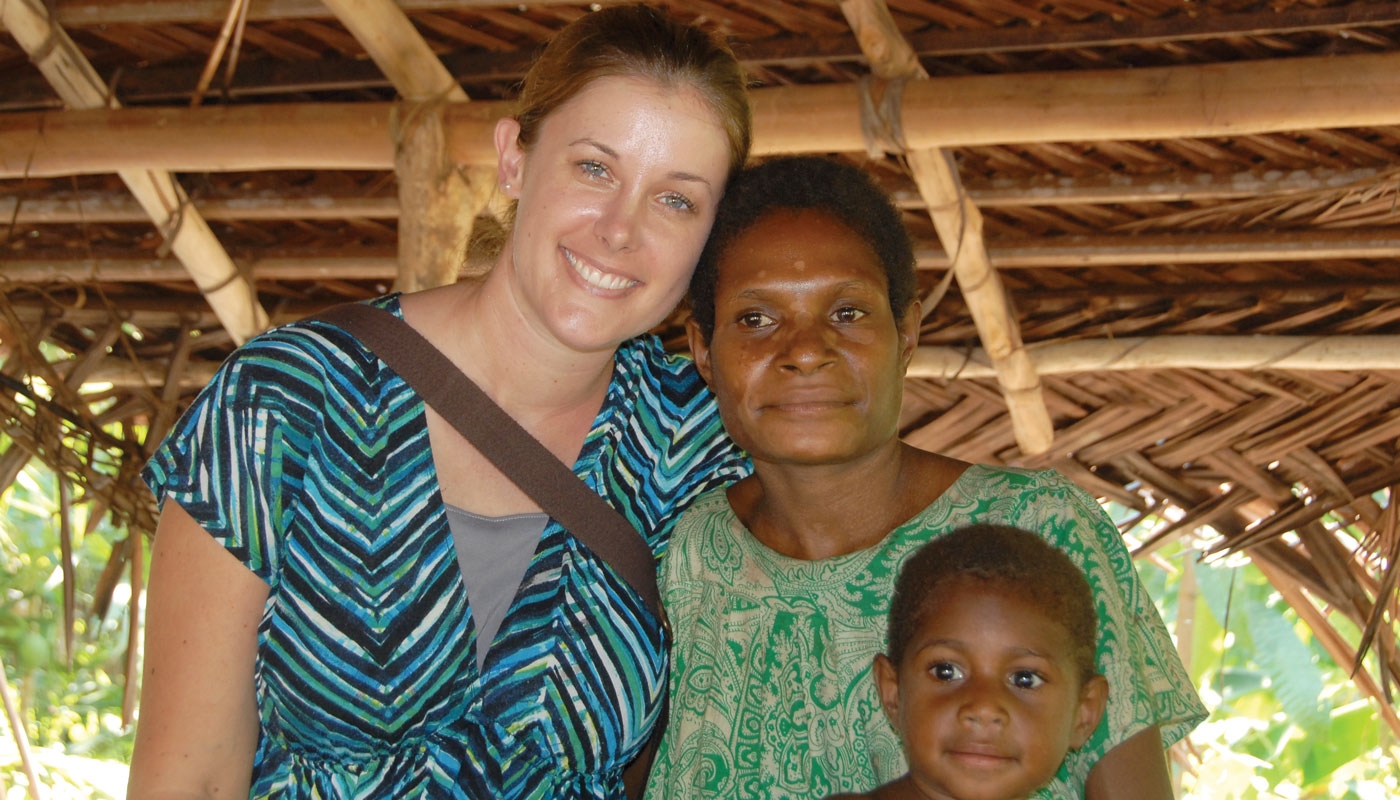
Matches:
[491,75,731,355]
[643,156,1207,800]
[126,6,752,800]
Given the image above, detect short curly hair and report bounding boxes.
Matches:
[886,524,1100,684]
[688,155,917,343]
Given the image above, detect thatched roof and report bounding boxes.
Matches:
[2,0,1398,730]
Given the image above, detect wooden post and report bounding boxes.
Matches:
[0,653,43,800]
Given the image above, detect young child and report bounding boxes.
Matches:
[834,524,1110,800]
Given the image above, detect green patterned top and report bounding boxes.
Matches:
[645,465,1207,800]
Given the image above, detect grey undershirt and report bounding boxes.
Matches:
[444,504,548,671]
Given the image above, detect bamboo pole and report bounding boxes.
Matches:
[6,51,1400,178]
[57,478,75,670]
[7,229,1400,284]
[2,166,1386,223]
[121,532,144,727]
[78,333,1400,390]
[0,0,269,343]
[322,0,498,289]
[0,654,43,800]
[907,335,1400,379]
[840,0,1053,453]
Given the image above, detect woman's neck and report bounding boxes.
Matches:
[402,273,616,420]
[733,444,968,561]
[397,283,617,471]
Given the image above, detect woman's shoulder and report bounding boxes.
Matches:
[214,296,398,385]
[947,463,1083,494]
[614,335,706,389]
[608,336,725,436]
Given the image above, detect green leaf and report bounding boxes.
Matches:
[1299,702,1381,786]
[1241,591,1330,736]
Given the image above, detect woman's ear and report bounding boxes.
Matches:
[898,300,921,373]
[872,653,902,728]
[495,117,525,199]
[686,317,714,386]
[1070,674,1109,749]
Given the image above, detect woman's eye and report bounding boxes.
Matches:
[931,662,964,682]
[1010,670,1046,690]
[578,160,608,179]
[661,192,696,212]
[832,306,868,323]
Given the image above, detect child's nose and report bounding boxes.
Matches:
[959,680,1010,728]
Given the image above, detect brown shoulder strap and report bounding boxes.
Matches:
[312,302,663,619]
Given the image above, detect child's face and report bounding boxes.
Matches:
[874,577,1108,800]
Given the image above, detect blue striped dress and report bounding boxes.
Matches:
[142,294,749,799]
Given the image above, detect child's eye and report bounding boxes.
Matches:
[931,662,964,682]
[832,306,868,323]
[661,192,696,212]
[737,311,774,329]
[1009,670,1046,690]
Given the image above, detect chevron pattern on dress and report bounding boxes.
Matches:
[143,294,751,798]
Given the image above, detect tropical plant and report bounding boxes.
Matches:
[1,455,138,799]
[1138,535,1399,799]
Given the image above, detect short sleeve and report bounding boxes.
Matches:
[590,338,750,558]
[1019,469,1209,795]
[142,325,344,584]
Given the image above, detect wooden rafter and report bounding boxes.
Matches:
[0,0,269,344]
[838,0,1052,454]
[6,50,1400,178]
[6,228,1400,285]
[320,0,496,290]
[59,334,1400,390]
[4,166,1392,224]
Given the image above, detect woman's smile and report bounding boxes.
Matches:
[562,247,638,293]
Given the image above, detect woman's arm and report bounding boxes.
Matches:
[127,501,269,800]
[1083,725,1173,800]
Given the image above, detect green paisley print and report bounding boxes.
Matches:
[645,465,1207,800]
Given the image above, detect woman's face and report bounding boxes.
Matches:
[495,75,731,355]
[689,208,918,468]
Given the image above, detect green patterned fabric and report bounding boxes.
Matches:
[645,465,1207,800]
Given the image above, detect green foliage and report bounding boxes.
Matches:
[1,454,139,798]
[1154,542,1399,799]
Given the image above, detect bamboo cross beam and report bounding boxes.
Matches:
[321,0,497,291]
[907,335,1400,378]
[5,51,1400,179]
[0,0,269,344]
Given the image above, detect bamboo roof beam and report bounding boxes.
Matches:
[6,228,1400,285]
[0,0,269,344]
[839,0,1052,454]
[80,334,1400,390]
[321,0,496,290]
[5,50,1399,179]
[7,0,1397,56]
[4,166,1388,224]
[907,335,1400,378]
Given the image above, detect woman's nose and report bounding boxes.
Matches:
[595,193,641,251]
[778,317,837,374]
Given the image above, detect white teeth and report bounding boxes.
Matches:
[565,249,637,291]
